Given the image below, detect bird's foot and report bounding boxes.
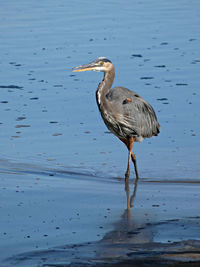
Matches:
[125,170,130,180]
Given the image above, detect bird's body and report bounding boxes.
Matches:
[73,57,160,180]
[97,84,160,142]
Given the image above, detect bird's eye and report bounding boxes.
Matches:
[99,61,104,65]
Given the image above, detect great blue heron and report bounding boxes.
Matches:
[73,57,160,180]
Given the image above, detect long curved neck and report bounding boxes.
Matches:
[96,67,115,109]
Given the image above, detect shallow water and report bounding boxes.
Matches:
[0,0,200,265]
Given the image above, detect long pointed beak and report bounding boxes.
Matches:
[72,62,98,72]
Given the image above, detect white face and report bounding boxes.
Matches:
[93,61,113,72]
[93,66,106,72]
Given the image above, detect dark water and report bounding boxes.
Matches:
[0,0,200,265]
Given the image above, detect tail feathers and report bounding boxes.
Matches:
[154,123,160,136]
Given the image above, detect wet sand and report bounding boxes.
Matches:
[1,160,200,266]
[1,0,200,266]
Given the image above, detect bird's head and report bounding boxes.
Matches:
[73,57,113,73]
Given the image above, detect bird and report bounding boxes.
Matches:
[73,57,160,180]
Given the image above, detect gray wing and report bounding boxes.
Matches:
[106,86,160,140]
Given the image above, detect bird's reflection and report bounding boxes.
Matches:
[125,176,139,210]
[97,176,140,247]
[97,177,153,261]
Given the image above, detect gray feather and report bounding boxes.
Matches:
[105,87,160,141]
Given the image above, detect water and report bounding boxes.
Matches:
[0,0,200,265]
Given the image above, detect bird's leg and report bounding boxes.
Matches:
[125,137,134,180]
[119,137,138,180]
[125,151,132,179]
[131,152,139,180]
